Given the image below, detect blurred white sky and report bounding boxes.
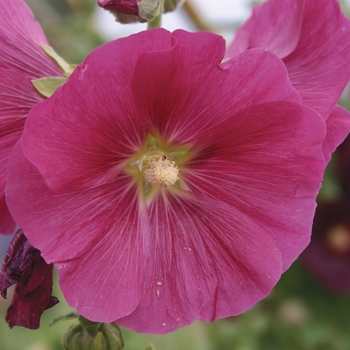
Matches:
[93,0,254,44]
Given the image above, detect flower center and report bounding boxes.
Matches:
[124,134,194,202]
[144,155,179,188]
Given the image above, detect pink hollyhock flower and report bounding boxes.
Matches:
[226,0,350,163]
[301,201,350,293]
[6,28,331,334]
[0,229,59,329]
[0,0,62,234]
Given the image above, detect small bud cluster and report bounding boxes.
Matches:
[63,316,124,350]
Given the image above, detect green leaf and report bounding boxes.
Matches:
[32,77,67,98]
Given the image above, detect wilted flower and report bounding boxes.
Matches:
[0,229,58,329]
[6,28,332,333]
[0,0,63,234]
[226,0,350,163]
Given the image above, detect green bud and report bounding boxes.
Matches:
[63,316,124,350]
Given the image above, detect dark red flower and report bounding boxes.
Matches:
[302,201,350,293]
[0,229,58,329]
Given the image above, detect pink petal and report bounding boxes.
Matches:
[322,105,350,164]
[0,68,44,234]
[132,33,301,144]
[184,101,325,270]
[0,0,62,79]
[284,0,350,118]
[117,194,282,334]
[21,29,175,192]
[6,143,282,332]
[227,0,350,119]
[6,142,145,320]
[226,0,304,58]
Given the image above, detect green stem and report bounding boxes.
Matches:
[147,13,162,29]
[147,0,164,29]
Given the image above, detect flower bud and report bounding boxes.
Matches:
[63,316,124,350]
[98,0,185,24]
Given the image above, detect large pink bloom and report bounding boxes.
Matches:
[226,0,350,163]
[0,0,62,234]
[6,28,330,333]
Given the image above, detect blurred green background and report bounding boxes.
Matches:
[1,0,350,349]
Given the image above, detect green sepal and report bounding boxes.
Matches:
[90,332,107,350]
[138,0,163,21]
[32,77,67,98]
[62,316,124,350]
[41,44,76,76]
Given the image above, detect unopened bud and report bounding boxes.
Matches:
[63,316,124,350]
[98,0,162,24]
[98,0,185,24]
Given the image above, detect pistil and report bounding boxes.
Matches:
[144,155,179,188]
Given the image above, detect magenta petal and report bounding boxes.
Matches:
[185,101,325,270]
[132,34,301,143]
[117,194,282,334]
[0,68,44,234]
[6,142,145,321]
[21,29,175,192]
[284,0,350,118]
[0,229,58,329]
[0,0,62,79]
[226,0,304,58]
[0,130,20,234]
[322,105,350,164]
[227,0,350,119]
